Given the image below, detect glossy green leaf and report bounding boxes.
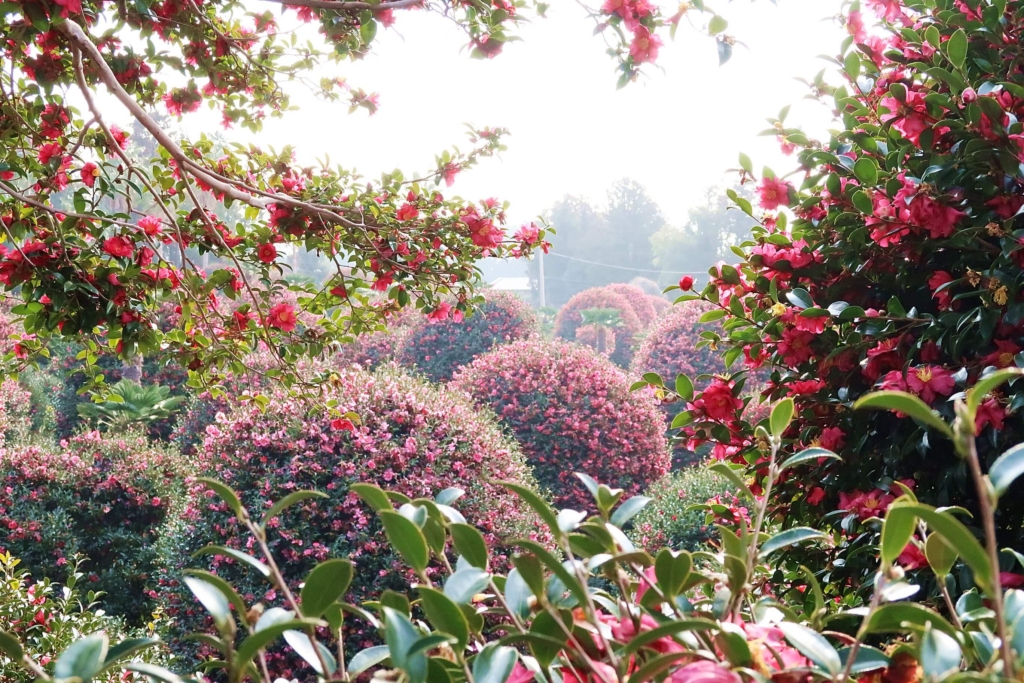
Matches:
[989,443,1024,498]
[443,566,492,604]
[777,621,841,675]
[0,631,24,660]
[472,643,517,683]
[450,523,489,570]
[866,603,960,640]
[384,607,427,683]
[854,158,878,185]
[881,505,918,568]
[854,391,953,439]
[284,630,337,675]
[124,663,189,683]
[351,482,393,512]
[611,496,651,527]
[498,481,560,537]
[184,576,234,632]
[967,368,1023,416]
[708,462,754,501]
[946,29,967,70]
[300,559,353,618]
[380,510,429,572]
[418,587,470,650]
[183,570,247,628]
[435,487,465,506]
[925,534,958,577]
[675,374,694,402]
[191,545,271,577]
[837,645,890,674]
[262,490,327,527]
[348,645,390,677]
[759,527,829,558]
[54,633,108,681]
[654,549,692,598]
[235,618,324,669]
[779,447,840,472]
[770,398,795,439]
[920,624,962,680]
[198,478,245,520]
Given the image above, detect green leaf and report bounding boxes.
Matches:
[0,632,24,660]
[968,368,1023,416]
[699,309,727,323]
[101,637,161,670]
[777,622,842,675]
[498,481,560,537]
[54,633,108,681]
[351,483,393,512]
[854,391,954,440]
[738,152,753,173]
[837,645,890,674]
[854,158,878,185]
[183,570,247,627]
[886,502,994,594]
[516,540,589,605]
[708,463,754,501]
[435,487,465,506]
[503,569,531,620]
[262,490,327,527]
[450,523,489,570]
[443,566,492,604]
[198,478,245,520]
[759,527,830,558]
[418,587,470,650]
[866,603,960,639]
[192,545,270,578]
[380,510,429,573]
[235,618,324,669]
[300,559,354,618]
[925,533,958,577]
[708,14,728,36]
[779,447,839,472]
[654,549,692,598]
[384,607,427,683]
[920,624,962,680]
[619,618,718,656]
[674,374,694,402]
[715,625,752,667]
[284,630,337,675]
[347,645,390,677]
[472,643,517,683]
[946,29,967,70]
[881,505,917,568]
[184,576,234,633]
[124,663,189,683]
[770,397,795,439]
[786,288,813,309]
[611,496,651,527]
[989,443,1024,498]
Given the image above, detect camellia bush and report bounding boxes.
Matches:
[657,0,1024,598]
[159,366,544,675]
[398,290,538,382]
[554,287,643,367]
[452,338,670,508]
[0,430,187,625]
[630,466,730,552]
[14,389,1024,683]
[604,283,659,328]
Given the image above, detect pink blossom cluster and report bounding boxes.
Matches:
[554,286,646,367]
[453,338,670,508]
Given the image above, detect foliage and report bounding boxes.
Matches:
[0,553,165,683]
[662,0,1024,597]
[452,338,670,508]
[575,308,623,358]
[77,380,186,431]
[398,290,538,382]
[630,466,731,552]
[0,431,187,625]
[554,287,643,367]
[20,387,1024,683]
[0,379,38,448]
[159,366,545,676]
[604,283,659,328]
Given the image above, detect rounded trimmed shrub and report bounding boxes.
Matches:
[604,283,658,328]
[452,338,670,509]
[646,294,670,317]
[159,366,545,676]
[631,467,733,552]
[629,277,665,298]
[554,287,642,367]
[0,430,188,625]
[398,291,537,382]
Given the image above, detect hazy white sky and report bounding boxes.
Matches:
[174,0,848,227]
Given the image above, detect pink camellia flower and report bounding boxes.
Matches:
[138,215,163,237]
[103,235,134,258]
[695,378,743,421]
[788,379,825,396]
[756,176,792,211]
[629,26,662,65]
[268,302,298,332]
[396,203,419,221]
[669,661,741,683]
[38,142,63,165]
[428,302,452,323]
[880,90,931,145]
[515,222,540,244]
[839,488,895,520]
[908,194,965,239]
[906,365,955,403]
[928,270,954,309]
[507,663,535,683]
[981,339,1021,369]
[80,162,100,187]
[331,418,355,432]
[778,327,815,365]
[898,541,927,570]
[257,243,278,264]
[807,487,826,505]
[818,426,846,452]
[976,398,1006,432]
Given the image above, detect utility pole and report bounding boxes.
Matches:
[538,249,546,308]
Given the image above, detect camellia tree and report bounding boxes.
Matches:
[651,0,1024,599]
[0,0,739,400]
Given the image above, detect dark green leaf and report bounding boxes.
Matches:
[989,443,1024,498]
[198,478,245,520]
[262,490,327,527]
[759,528,830,558]
[854,391,953,439]
[450,524,489,570]
[191,545,271,578]
[300,559,354,618]
[779,447,840,472]
[946,29,967,70]
[54,633,108,681]
[0,631,24,660]
[351,483,393,512]
[418,587,470,650]
[777,622,841,675]
[380,510,429,572]
[472,643,517,683]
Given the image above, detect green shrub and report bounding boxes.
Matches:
[631,467,732,552]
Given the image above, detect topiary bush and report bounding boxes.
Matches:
[397,290,537,382]
[630,467,732,552]
[0,431,188,625]
[452,338,670,509]
[159,366,545,675]
[554,287,642,367]
[604,283,659,328]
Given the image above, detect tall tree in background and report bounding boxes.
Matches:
[649,185,756,287]
[605,178,663,272]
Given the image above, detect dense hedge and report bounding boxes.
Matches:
[605,283,659,328]
[397,291,537,382]
[631,467,732,552]
[554,287,642,367]
[0,431,187,625]
[452,338,670,508]
[160,367,544,678]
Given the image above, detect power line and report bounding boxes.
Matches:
[544,252,708,275]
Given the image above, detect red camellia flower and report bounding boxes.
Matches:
[268,302,297,332]
[257,243,278,264]
[138,215,163,237]
[905,365,955,403]
[679,275,694,291]
[80,162,100,188]
[757,176,792,211]
[103,235,134,258]
[696,378,744,421]
[629,26,662,65]
[330,418,355,431]
[37,142,63,165]
[396,203,419,221]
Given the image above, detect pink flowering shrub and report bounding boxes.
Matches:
[0,430,187,625]
[159,367,543,677]
[398,290,538,382]
[0,380,34,448]
[452,338,670,508]
[605,283,659,328]
[554,287,643,367]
